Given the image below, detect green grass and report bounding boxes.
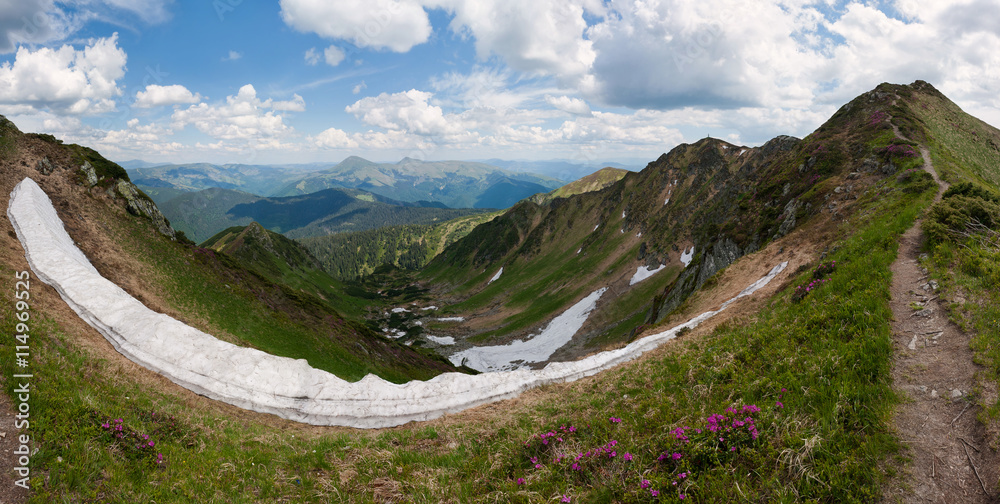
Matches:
[0,157,936,503]
[100,205,456,384]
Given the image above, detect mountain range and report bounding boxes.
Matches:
[2,81,1000,502]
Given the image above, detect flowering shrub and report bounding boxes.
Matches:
[93,410,172,467]
[812,260,836,279]
[652,403,776,500]
[868,111,889,126]
[879,143,919,159]
[514,404,780,501]
[792,261,836,302]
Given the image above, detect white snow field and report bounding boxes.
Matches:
[488,267,503,284]
[448,288,608,372]
[436,316,465,322]
[680,246,695,267]
[425,335,456,346]
[8,177,787,428]
[629,264,666,286]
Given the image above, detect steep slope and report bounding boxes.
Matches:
[4,82,999,503]
[473,177,550,208]
[275,156,564,208]
[157,187,261,242]
[0,118,461,385]
[420,83,934,359]
[299,211,503,280]
[201,222,363,315]
[299,166,626,280]
[530,166,630,204]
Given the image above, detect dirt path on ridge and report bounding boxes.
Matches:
[886,124,1000,502]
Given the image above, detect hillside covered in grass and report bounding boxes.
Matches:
[0,81,998,503]
[299,211,502,280]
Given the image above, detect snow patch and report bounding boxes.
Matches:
[629,264,666,286]
[637,232,642,238]
[426,335,455,346]
[622,210,626,219]
[448,288,608,372]
[7,177,789,429]
[437,317,465,322]
[593,224,599,232]
[391,307,410,313]
[422,306,438,311]
[576,248,582,254]
[680,246,695,267]
[383,328,406,339]
[488,267,503,285]
[664,198,670,205]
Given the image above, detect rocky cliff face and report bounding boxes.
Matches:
[27,141,178,241]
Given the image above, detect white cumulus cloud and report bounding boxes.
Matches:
[0,34,126,115]
[346,89,462,136]
[324,45,345,66]
[545,95,591,116]
[134,84,202,108]
[171,84,295,141]
[431,0,602,85]
[304,47,320,65]
[279,0,432,52]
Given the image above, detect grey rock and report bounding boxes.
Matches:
[80,161,99,187]
[931,389,939,398]
[114,180,177,239]
[36,157,54,175]
[777,199,801,237]
[950,389,962,399]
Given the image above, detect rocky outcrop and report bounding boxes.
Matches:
[647,237,747,324]
[776,198,802,238]
[114,180,177,239]
[36,157,54,175]
[80,161,99,187]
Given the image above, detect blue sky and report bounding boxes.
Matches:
[1,0,998,165]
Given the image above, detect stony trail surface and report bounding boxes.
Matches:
[888,119,1000,503]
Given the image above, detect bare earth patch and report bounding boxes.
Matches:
[887,142,1000,502]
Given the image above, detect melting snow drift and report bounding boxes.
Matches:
[630,264,666,286]
[8,178,787,428]
[448,288,608,372]
[426,335,455,346]
[680,246,695,267]
[488,267,503,284]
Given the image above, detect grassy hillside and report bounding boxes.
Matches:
[158,187,261,242]
[299,211,502,280]
[533,166,631,203]
[201,222,365,317]
[417,83,932,355]
[0,118,461,387]
[2,81,999,503]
